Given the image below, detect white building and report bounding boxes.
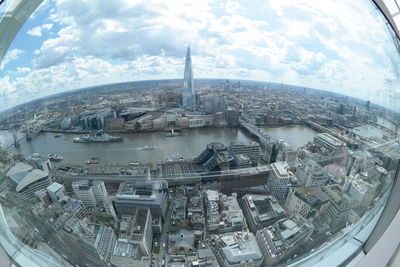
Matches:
[267,162,294,203]
[46,182,67,203]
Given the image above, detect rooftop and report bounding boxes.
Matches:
[219,232,262,264]
[16,169,48,192]
[316,133,345,147]
[46,182,64,193]
[293,187,330,208]
[272,162,290,178]
[113,240,139,258]
[6,162,33,184]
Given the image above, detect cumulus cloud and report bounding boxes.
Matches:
[0,49,24,70]
[0,0,399,111]
[27,23,53,37]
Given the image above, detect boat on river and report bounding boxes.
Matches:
[85,157,100,164]
[73,133,123,143]
[166,129,181,137]
[48,154,63,162]
[142,145,157,150]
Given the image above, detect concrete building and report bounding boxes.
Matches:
[295,159,329,187]
[205,190,245,232]
[281,142,298,165]
[204,95,227,114]
[46,182,67,203]
[115,180,168,218]
[169,229,195,252]
[7,162,52,203]
[256,215,314,266]
[267,162,294,203]
[347,175,379,210]
[118,209,153,256]
[72,180,98,209]
[285,187,330,219]
[110,240,150,267]
[313,133,346,152]
[232,153,252,169]
[241,194,286,232]
[25,153,52,172]
[35,188,50,206]
[78,223,117,263]
[213,232,263,267]
[322,185,352,229]
[229,141,261,166]
[72,180,117,219]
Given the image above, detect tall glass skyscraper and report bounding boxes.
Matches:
[182,46,195,111]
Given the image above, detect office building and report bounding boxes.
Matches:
[205,190,244,232]
[118,209,153,256]
[72,180,97,209]
[204,95,227,114]
[213,232,263,267]
[232,153,252,169]
[7,162,52,203]
[256,215,314,266]
[267,162,294,203]
[295,159,329,187]
[115,180,168,218]
[229,141,261,166]
[46,182,67,203]
[322,185,351,229]
[285,187,330,219]
[313,133,346,152]
[241,194,286,232]
[78,223,117,263]
[110,240,150,267]
[182,46,196,111]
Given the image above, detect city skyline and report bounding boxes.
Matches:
[0,0,399,111]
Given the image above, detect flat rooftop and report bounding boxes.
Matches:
[272,162,290,178]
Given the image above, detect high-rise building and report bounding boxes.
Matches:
[267,162,294,203]
[115,180,168,218]
[203,95,227,114]
[256,215,314,266]
[229,141,261,166]
[285,187,330,219]
[72,180,98,209]
[78,223,117,263]
[322,185,351,229]
[241,194,286,232]
[182,46,195,111]
[295,159,328,187]
[72,180,117,219]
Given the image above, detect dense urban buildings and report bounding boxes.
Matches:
[0,49,398,267]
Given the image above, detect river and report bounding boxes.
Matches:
[2,126,318,165]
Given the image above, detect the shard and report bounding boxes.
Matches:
[182,46,195,111]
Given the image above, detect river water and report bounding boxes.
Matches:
[2,126,318,165]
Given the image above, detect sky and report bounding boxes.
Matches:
[0,0,400,111]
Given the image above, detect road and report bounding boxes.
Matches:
[157,196,174,266]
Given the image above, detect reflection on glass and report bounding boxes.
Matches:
[0,1,399,266]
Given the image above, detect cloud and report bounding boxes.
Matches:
[27,23,53,37]
[0,0,399,111]
[0,49,24,70]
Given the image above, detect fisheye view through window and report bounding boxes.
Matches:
[0,0,400,266]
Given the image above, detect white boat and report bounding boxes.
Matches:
[166,129,181,137]
[48,154,63,162]
[142,145,157,150]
